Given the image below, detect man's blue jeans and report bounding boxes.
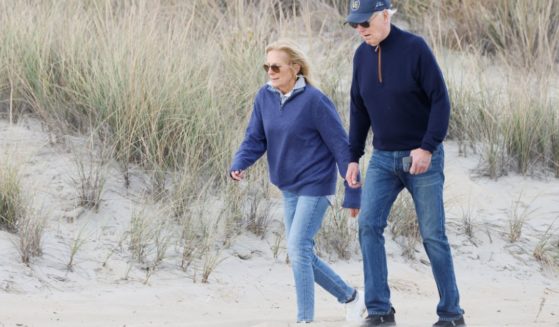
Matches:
[282,191,355,322]
[358,145,464,320]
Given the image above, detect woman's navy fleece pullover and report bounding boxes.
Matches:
[230,83,361,209]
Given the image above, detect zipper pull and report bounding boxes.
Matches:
[376,45,383,84]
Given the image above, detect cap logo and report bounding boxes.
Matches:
[351,0,360,11]
[375,1,385,8]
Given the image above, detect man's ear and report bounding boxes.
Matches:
[384,9,391,21]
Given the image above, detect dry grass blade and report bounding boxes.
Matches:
[16,210,46,265]
[507,192,537,243]
[269,229,285,260]
[317,195,358,260]
[533,220,559,268]
[201,246,225,284]
[67,132,111,212]
[67,227,89,272]
[389,191,420,260]
[0,162,25,232]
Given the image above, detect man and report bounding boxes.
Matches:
[344,1,466,326]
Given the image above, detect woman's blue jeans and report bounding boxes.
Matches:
[358,145,464,320]
[282,191,355,322]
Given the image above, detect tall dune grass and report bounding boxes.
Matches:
[411,0,559,178]
[398,0,559,70]
[0,0,271,189]
[1,0,553,182]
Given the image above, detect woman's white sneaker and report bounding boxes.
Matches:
[345,290,366,322]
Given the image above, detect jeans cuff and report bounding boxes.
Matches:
[438,314,463,321]
[344,289,357,303]
[369,309,393,315]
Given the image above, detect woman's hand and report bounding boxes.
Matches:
[230,170,246,181]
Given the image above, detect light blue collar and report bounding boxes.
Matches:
[267,75,306,105]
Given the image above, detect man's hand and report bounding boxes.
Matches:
[349,208,359,218]
[345,162,361,188]
[409,148,432,175]
[230,170,245,181]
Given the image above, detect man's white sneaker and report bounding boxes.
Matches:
[345,290,366,322]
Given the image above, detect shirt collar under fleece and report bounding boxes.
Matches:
[267,75,306,105]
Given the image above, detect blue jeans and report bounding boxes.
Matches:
[282,191,356,322]
[358,145,464,320]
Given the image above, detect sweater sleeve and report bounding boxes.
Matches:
[415,39,450,153]
[313,94,361,209]
[230,97,267,172]
[349,51,372,163]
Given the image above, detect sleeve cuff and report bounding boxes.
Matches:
[342,182,361,209]
[420,142,436,153]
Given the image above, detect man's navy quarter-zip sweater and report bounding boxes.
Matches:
[349,25,450,162]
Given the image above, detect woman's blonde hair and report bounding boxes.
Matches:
[265,39,315,86]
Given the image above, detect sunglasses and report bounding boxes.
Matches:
[263,64,283,73]
[348,11,383,29]
[348,21,370,29]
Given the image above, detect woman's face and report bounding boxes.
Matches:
[265,50,298,94]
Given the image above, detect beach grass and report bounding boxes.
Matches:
[0,0,556,268]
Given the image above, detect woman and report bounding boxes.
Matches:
[229,39,365,323]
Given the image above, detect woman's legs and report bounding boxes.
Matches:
[283,191,355,322]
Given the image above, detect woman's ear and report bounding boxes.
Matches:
[292,63,301,75]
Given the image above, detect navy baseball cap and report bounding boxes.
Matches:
[346,0,392,23]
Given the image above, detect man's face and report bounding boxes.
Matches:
[354,11,389,46]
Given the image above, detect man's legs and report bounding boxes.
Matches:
[405,145,464,320]
[359,151,404,316]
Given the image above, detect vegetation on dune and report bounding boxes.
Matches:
[0,0,557,272]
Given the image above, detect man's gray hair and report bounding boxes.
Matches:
[373,8,397,19]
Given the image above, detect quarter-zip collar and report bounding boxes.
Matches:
[372,24,399,84]
[267,75,306,107]
[378,24,398,48]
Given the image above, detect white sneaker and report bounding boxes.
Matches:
[345,290,366,322]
